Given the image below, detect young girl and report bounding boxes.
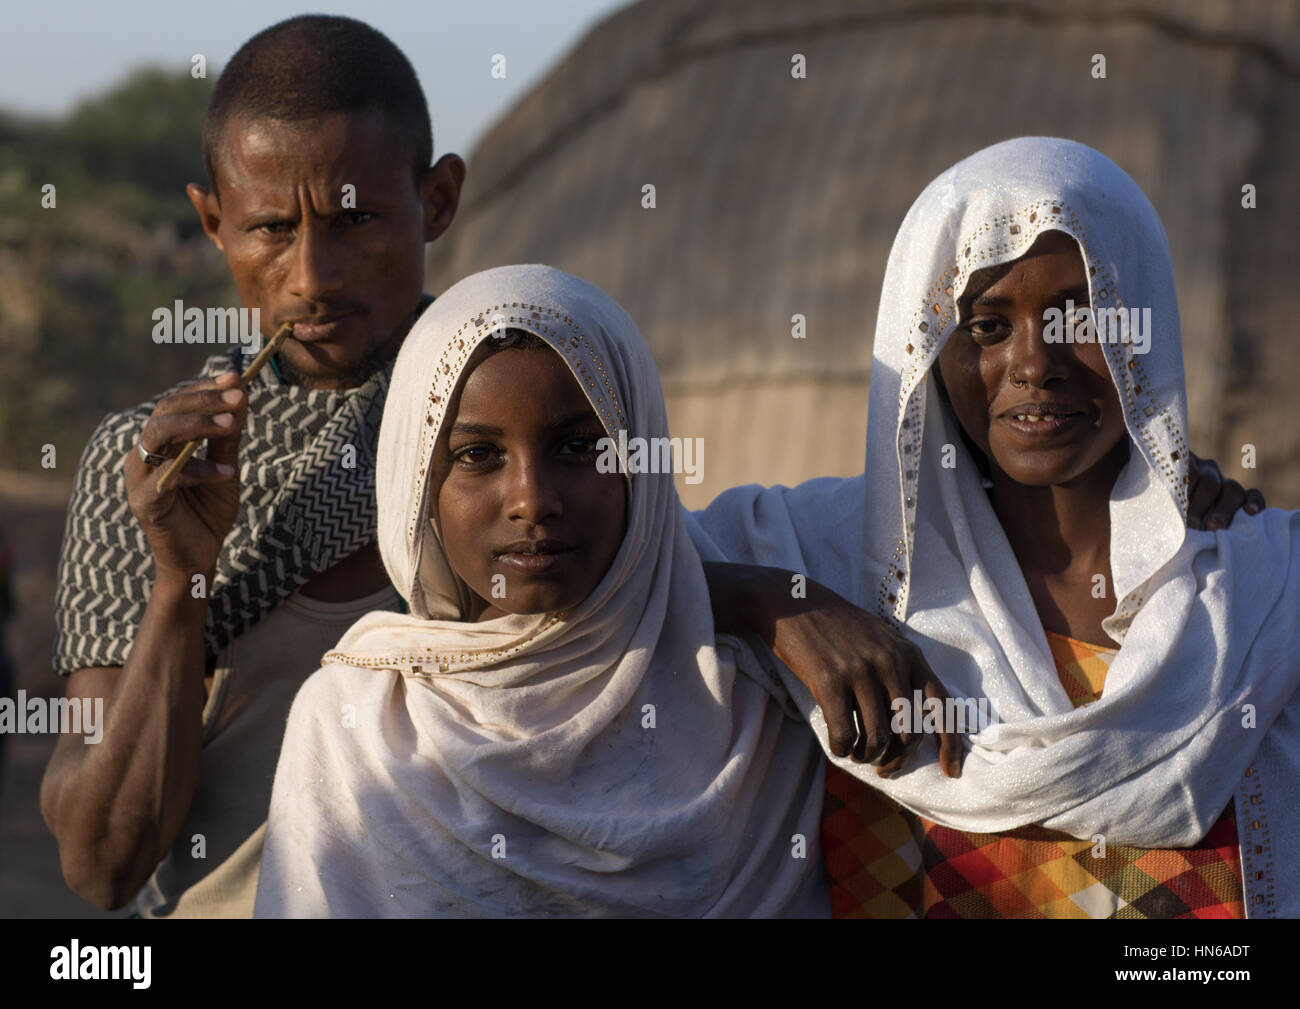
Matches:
[688,137,1300,917]
[253,265,830,917]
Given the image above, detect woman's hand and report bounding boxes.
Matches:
[704,562,963,779]
[1187,453,1266,531]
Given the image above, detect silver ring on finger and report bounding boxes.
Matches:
[137,438,170,467]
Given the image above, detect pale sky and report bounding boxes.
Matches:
[0,0,631,156]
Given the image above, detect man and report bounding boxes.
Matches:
[41,14,465,915]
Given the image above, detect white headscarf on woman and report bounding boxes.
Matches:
[686,139,1300,897]
[254,264,827,918]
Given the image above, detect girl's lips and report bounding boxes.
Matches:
[998,412,1085,440]
[494,548,577,574]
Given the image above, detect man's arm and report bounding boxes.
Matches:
[40,572,210,909]
[41,369,247,909]
[705,561,962,779]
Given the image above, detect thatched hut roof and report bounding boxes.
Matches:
[427,0,1300,507]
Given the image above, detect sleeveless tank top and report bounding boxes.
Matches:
[130,583,403,917]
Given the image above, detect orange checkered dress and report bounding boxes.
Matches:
[821,632,1245,918]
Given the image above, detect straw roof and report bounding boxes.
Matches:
[427,0,1300,507]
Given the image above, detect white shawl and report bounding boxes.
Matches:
[687,138,1300,859]
[254,265,827,918]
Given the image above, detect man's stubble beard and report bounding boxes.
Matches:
[276,322,408,390]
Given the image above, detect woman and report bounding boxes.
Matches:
[253,265,830,917]
[687,137,1300,917]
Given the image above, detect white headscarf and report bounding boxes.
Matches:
[254,265,827,918]
[687,138,1300,850]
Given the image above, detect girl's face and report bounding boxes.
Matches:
[431,343,628,619]
[936,229,1129,487]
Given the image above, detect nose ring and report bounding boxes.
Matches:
[1009,369,1027,389]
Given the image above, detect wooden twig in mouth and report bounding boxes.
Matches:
[155,322,294,494]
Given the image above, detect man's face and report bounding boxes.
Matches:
[188,110,463,389]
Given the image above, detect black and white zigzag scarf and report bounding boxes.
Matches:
[53,300,430,674]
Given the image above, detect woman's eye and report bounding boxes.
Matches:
[965,317,1008,341]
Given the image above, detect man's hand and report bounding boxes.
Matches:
[125,370,247,578]
[704,562,963,779]
[43,370,247,909]
[1187,453,1266,531]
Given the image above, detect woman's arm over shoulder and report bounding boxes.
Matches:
[703,562,962,779]
[682,474,865,576]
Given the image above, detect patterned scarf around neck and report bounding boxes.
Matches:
[53,296,431,673]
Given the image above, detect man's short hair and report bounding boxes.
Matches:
[203,14,432,196]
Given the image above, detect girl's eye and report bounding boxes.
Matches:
[559,435,603,456]
[451,445,499,467]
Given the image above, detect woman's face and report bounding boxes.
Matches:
[936,229,1128,486]
[432,343,628,618]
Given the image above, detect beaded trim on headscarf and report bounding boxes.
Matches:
[322,300,631,675]
[877,200,1190,628]
[404,302,629,559]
